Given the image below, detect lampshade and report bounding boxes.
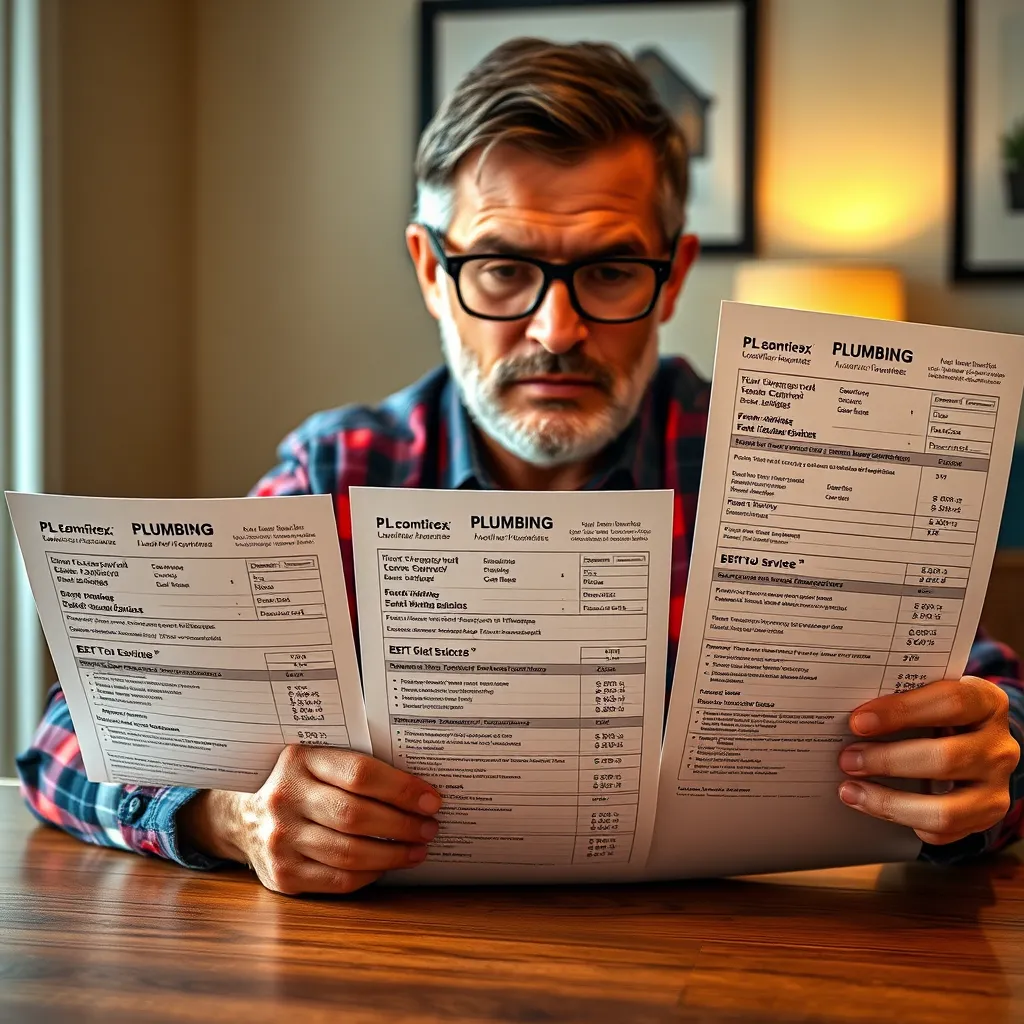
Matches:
[733,261,906,321]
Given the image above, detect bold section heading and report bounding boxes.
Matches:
[470,515,554,530]
[833,342,913,363]
[132,522,214,537]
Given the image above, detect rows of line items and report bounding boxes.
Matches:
[382,609,648,641]
[718,516,976,564]
[723,483,981,544]
[724,447,984,541]
[101,747,280,789]
[82,650,350,754]
[680,672,894,785]
[432,791,639,835]
[677,644,957,782]
[397,751,641,797]
[96,716,351,785]
[62,608,334,647]
[425,832,635,865]
[731,372,996,456]
[704,576,964,653]
[430,794,638,851]
[696,639,957,702]
[376,548,649,615]
[46,553,330,620]
[386,648,646,718]
[389,718,643,757]
[678,724,855,784]
[926,392,997,457]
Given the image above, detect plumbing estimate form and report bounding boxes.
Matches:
[646,302,1024,880]
[7,306,1023,883]
[5,493,369,791]
[350,487,673,883]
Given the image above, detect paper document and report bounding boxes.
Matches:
[6,493,369,790]
[647,302,1024,879]
[350,487,672,883]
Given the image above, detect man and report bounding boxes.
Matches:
[18,39,1024,895]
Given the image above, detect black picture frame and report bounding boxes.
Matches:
[418,0,758,254]
[952,0,1024,281]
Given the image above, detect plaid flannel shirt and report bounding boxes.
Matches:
[16,357,1024,868]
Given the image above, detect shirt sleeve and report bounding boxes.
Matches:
[250,424,316,496]
[15,684,225,870]
[15,435,322,868]
[918,631,1024,864]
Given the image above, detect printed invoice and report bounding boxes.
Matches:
[349,487,673,883]
[5,493,369,790]
[646,302,1024,880]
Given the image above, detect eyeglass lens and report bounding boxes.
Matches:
[458,258,658,321]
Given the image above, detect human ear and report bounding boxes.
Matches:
[405,224,446,322]
[658,233,700,323]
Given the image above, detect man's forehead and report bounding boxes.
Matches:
[447,138,663,255]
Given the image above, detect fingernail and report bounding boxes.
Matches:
[839,782,866,807]
[839,747,865,774]
[418,792,442,815]
[408,845,428,864]
[420,820,439,841]
[851,711,881,735]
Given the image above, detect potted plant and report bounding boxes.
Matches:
[1004,117,1024,212]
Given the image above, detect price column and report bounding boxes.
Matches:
[572,645,646,864]
[267,651,350,747]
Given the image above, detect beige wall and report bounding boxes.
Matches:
[58,0,194,497]
[57,1,1024,498]
[194,0,438,496]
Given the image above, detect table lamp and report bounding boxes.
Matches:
[732,261,906,320]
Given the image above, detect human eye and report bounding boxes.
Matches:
[581,262,641,287]
[479,259,528,282]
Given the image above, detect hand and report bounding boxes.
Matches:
[837,677,1019,845]
[177,745,442,895]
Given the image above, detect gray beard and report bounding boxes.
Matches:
[439,312,658,469]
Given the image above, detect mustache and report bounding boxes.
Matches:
[489,351,615,394]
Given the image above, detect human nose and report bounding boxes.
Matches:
[524,279,587,354]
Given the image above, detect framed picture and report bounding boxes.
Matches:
[419,0,758,254]
[952,0,1024,280]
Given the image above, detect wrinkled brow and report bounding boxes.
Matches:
[460,232,651,260]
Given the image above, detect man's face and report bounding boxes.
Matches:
[408,138,697,467]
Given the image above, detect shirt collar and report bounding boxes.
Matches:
[439,365,666,492]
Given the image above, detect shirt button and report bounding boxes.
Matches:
[125,795,147,822]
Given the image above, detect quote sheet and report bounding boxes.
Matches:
[6,493,369,791]
[647,302,1024,879]
[350,486,673,883]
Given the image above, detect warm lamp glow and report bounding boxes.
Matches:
[733,261,906,321]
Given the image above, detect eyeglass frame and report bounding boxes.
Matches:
[423,225,680,325]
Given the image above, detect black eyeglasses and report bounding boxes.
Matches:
[424,226,678,324]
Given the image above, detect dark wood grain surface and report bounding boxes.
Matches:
[2,786,1023,1024]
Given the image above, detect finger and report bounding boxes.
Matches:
[303,748,442,815]
[838,779,1009,836]
[848,677,1008,736]
[302,782,440,844]
[292,821,429,872]
[838,732,1006,781]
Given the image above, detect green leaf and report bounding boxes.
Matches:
[1003,117,1024,169]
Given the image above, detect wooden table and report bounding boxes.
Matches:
[3,787,1024,1023]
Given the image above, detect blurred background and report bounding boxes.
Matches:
[29,0,1024,499]
[1,0,1022,769]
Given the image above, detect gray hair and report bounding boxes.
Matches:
[413,38,689,239]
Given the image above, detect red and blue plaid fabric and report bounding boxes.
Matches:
[16,358,1024,867]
